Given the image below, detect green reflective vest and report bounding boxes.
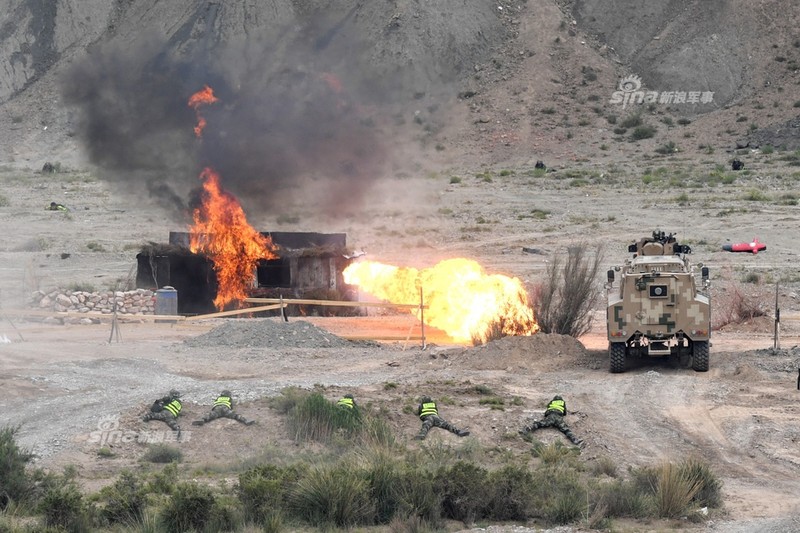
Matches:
[546,399,566,415]
[214,396,232,409]
[337,397,355,409]
[163,399,182,417]
[419,401,438,419]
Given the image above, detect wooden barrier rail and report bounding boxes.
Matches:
[243,297,427,310]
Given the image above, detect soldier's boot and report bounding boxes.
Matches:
[142,414,152,422]
[244,420,256,426]
[456,428,470,437]
[414,428,429,440]
[175,425,182,440]
[191,420,205,426]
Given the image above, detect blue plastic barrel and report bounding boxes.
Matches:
[155,286,178,317]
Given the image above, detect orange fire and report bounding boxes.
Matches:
[188,85,219,137]
[189,167,277,310]
[343,258,539,343]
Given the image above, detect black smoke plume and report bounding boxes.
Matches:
[61,9,394,219]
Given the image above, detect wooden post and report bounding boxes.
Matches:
[774,282,780,351]
[109,300,121,343]
[280,294,288,322]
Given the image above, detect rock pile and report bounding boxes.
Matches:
[31,289,156,316]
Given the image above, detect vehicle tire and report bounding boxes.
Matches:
[610,342,626,373]
[692,340,709,372]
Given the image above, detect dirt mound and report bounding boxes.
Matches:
[451,333,588,371]
[184,318,354,349]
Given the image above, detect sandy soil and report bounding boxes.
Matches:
[2,164,800,531]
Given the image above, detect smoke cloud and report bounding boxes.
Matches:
[61,8,400,219]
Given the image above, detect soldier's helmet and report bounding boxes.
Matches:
[344,394,354,400]
[421,395,432,403]
[553,395,563,401]
[169,389,181,398]
[221,390,232,397]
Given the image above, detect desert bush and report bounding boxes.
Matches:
[289,465,375,527]
[146,462,178,495]
[159,481,216,533]
[630,125,657,140]
[678,458,722,509]
[654,462,703,518]
[268,386,308,414]
[394,467,441,525]
[434,461,488,523]
[533,243,604,337]
[530,465,584,524]
[238,463,305,523]
[485,464,536,521]
[0,194,8,207]
[620,114,642,128]
[98,470,146,525]
[0,426,34,510]
[712,283,768,330]
[592,478,651,518]
[39,481,89,531]
[530,440,581,467]
[589,455,618,477]
[655,141,678,154]
[142,444,182,464]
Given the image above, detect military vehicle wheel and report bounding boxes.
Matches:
[692,341,709,372]
[610,342,626,373]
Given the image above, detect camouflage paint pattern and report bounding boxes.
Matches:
[607,240,710,344]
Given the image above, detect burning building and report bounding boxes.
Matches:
[136,231,356,315]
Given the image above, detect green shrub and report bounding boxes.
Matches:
[530,440,581,466]
[269,386,309,414]
[742,189,769,201]
[86,241,106,252]
[678,459,722,509]
[620,114,642,128]
[593,478,651,518]
[238,463,306,523]
[0,194,8,207]
[655,141,677,154]
[0,426,34,510]
[98,470,146,525]
[485,465,536,520]
[146,462,178,495]
[449,176,462,184]
[40,481,89,531]
[655,462,703,518]
[530,466,584,523]
[478,397,505,410]
[630,125,657,140]
[289,465,375,527]
[159,482,216,533]
[142,444,182,464]
[435,461,488,523]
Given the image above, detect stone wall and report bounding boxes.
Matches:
[31,289,156,316]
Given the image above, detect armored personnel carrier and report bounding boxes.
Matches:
[606,231,710,373]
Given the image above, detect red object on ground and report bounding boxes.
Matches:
[722,237,767,254]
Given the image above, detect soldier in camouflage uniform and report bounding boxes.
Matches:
[337,394,357,411]
[519,395,582,446]
[414,396,470,440]
[142,389,182,438]
[191,390,255,426]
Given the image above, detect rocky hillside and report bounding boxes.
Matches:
[1,0,799,212]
